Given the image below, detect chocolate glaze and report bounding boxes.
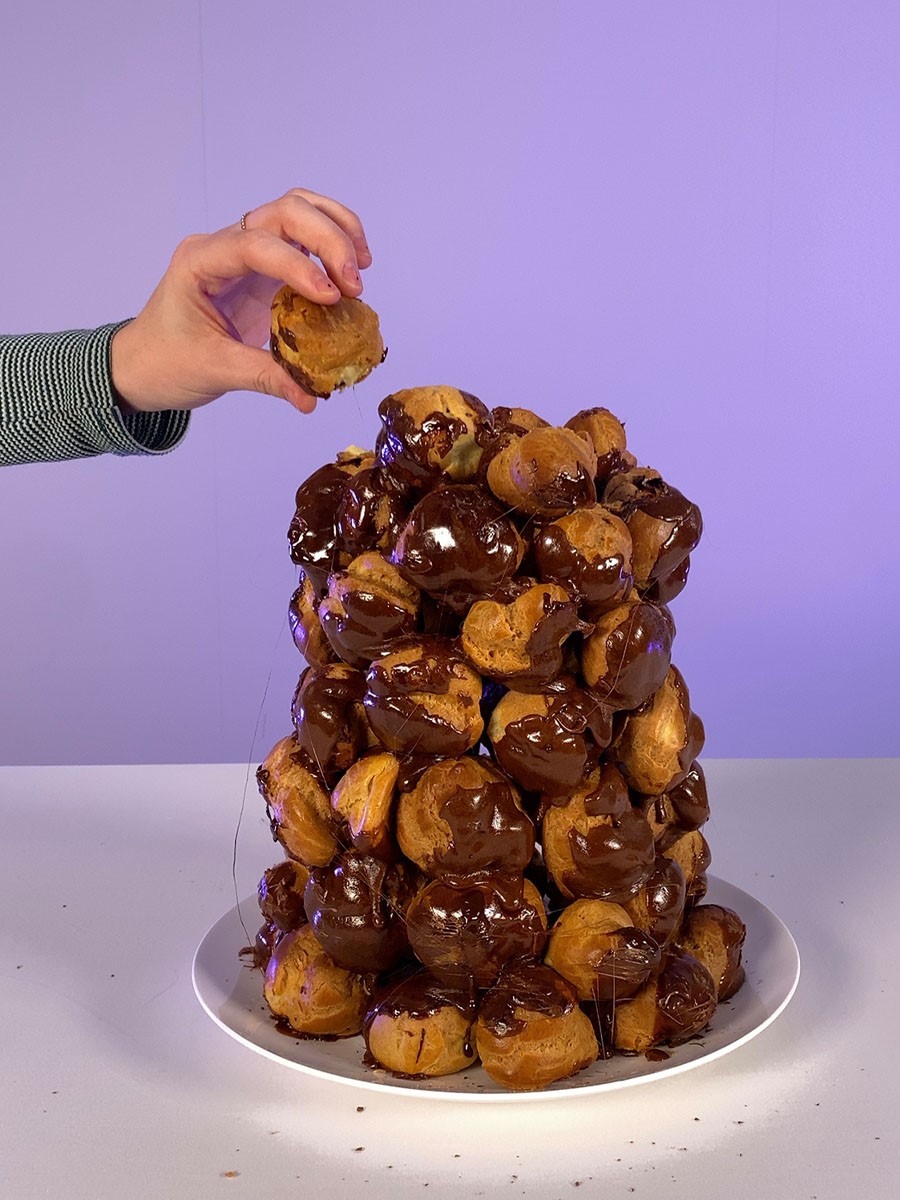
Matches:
[376,390,491,492]
[630,856,687,948]
[428,763,535,878]
[392,484,523,613]
[364,637,482,756]
[589,927,662,1002]
[603,470,702,587]
[406,876,547,989]
[563,806,656,901]
[288,578,336,667]
[584,600,675,711]
[304,852,414,974]
[478,960,578,1037]
[320,582,418,669]
[534,522,632,616]
[642,555,691,605]
[291,665,368,782]
[666,761,710,831]
[287,463,355,592]
[581,761,633,817]
[241,921,281,970]
[650,952,718,1045]
[335,465,409,558]
[679,904,746,1000]
[258,861,308,932]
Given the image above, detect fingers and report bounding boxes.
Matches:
[175,229,342,304]
[243,190,372,295]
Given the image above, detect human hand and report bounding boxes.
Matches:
[110,188,372,416]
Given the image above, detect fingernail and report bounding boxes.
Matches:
[357,241,373,264]
[316,275,338,294]
[342,262,362,288]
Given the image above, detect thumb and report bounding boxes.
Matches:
[218,341,318,413]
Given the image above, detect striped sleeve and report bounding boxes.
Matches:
[0,322,190,467]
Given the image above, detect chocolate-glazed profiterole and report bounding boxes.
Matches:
[581,595,675,711]
[475,960,598,1090]
[542,762,656,902]
[638,761,711,843]
[395,756,534,878]
[544,898,661,1002]
[270,285,385,399]
[264,925,372,1037]
[462,580,585,692]
[660,829,712,904]
[291,663,370,783]
[287,457,369,593]
[564,407,630,485]
[304,851,414,974]
[257,734,339,867]
[392,484,524,613]
[364,970,477,1078]
[487,682,613,797]
[258,859,310,934]
[376,387,492,491]
[603,468,702,593]
[318,553,420,669]
[612,950,718,1053]
[678,904,746,1001]
[331,751,401,861]
[487,426,598,516]
[335,464,409,558]
[534,504,634,616]
[288,573,336,668]
[406,876,547,989]
[623,856,687,951]
[363,636,483,756]
[615,665,705,796]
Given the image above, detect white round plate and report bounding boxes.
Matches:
[192,875,799,1102]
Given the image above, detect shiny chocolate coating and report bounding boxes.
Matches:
[287,463,355,592]
[564,807,656,901]
[291,664,368,782]
[406,876,547,989]
[392,484,523,613]
[376,388,492,491]
[288,576,336,668]
[534,517,632,616]
[588,927,662,1002]
[398,757,535,878]
[363,636,483,757]
[641,555,691,605]
[678,904,746,1001]
[335,465,409,557]
[258,861,309,933]
[304,852,414,974]
[626,856,687,949]
[650,952,718,1045]
[319,577,418,670]
[478,960,579,1037]
[489,684,613,797]
[665,761,710,831]
[365,967,475,1025]
[581,599,675,711]
[603,470,702,590]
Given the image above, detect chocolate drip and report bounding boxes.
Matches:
[320,586,418,669]
[335,465,408,557]
[433,773,535,878]
[534,523,631,615]
[478,961,578,1037]
[258,861,308,932]
[652,953,718,1044]
[376,391,491,491]
[564,807,655,901]
[291,665,367,781]
[287,463,355,592]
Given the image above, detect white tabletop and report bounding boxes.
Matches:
[1,759,897,1199]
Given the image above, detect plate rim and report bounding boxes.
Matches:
[192,875,800,1103]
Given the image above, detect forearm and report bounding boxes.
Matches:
[0,323,190,467]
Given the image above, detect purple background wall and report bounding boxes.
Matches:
[1,1,898,766]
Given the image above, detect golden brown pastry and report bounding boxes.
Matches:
[486,426,598,516]
[270,285,385,398]
[614,665,705,795]
[541,762,655,902]
[611,950,718,1053]
[318,552,420,669]
[287,573,336,668]
[263,925,371,1037]
[580,594,675,710]
[363,970,476,1077]
[544,898,660,1002]
[487,682,612,797]
[623,856,687,951]
[660,828,712,903]
[677,904,746,1001]
[533,504,634,616]
[256,734,338,867]
[363,636,484,756]
[406,876,547,989]
[564,407,629,484]
[475,961,598,1090]
[395,756,534,878]
[461,581,584,691]
[602,468,702,593]
[376,386,492,490]
[330,751,401,860]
